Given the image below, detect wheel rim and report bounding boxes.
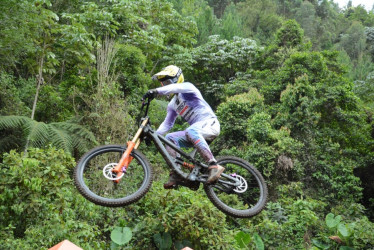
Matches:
[208,158,265,213]
[78,148,149,201]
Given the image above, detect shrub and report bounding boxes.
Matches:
[0,147,108,249]
[216,88,264,145]
[312,212,374,249]
[128,182,237,249]
[242,184,326,249]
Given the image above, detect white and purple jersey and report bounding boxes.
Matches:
[156,82,217,135]
[154,82,220,163]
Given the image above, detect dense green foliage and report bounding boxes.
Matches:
[1,0,374,249]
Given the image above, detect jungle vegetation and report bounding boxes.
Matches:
[0,0,373,249]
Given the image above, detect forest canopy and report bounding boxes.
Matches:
[0,0,373,249]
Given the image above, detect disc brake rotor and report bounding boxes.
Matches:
[103,163,124,181]
[232,174,248,193]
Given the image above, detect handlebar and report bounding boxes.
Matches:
[140,96,152,120]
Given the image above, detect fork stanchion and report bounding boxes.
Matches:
[111,118,149,183]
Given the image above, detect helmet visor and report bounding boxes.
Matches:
[160,79,174,86]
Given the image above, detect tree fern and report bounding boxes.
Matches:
[25,120,49,148]
[50,122,97,153]
[0,115,97,154]
[0,115,30,129]
[48,125,74,154]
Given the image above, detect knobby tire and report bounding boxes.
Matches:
[204,156,268,218]
[74,144,153,207]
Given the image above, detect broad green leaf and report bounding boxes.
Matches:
[235,231,251,248]
[153,232,172,250]
[337,223,349,238]
[111,227,132,245]
[311,239,330,250]
[253,233,264,250]
[110,241,120,250]
[326,213,341,228]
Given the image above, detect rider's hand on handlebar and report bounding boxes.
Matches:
[142,89,158,100]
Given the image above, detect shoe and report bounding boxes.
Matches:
[163,171,181,189]
[207,164,225,183]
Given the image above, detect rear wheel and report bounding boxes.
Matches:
[74,144,153,207]
[204,156,267,218]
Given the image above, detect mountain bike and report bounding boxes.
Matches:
[74,96,268,218]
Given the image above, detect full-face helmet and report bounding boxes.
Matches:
[152,65,184,86]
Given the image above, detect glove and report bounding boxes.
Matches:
[142,89,158,100]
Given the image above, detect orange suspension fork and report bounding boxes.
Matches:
[112,118,148,181]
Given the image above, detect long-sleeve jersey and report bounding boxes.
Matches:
[156,82,217,135]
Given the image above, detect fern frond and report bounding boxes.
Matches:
[0,115,32,130]
[0,115,97,154]
[57,122,96,143]
[52,122,97,154]
[71,136,90,154]
[48,125,74,154]
[52,121,97,144]
[26,120,49,148]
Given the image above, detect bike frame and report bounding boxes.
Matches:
[112,97,239,185]
[144,120,209,180]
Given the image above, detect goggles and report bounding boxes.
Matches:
[158,75,179,86]
[160,79,174,86]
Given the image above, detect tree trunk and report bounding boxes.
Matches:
[31,56,44,120]
[25,54,44,155]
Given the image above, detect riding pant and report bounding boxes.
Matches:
[165,118,220,163]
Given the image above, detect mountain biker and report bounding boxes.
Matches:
[143,65,225,189]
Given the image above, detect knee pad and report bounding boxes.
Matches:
[185,128,200,144]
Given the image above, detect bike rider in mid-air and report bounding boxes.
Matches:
[143,65,225,189]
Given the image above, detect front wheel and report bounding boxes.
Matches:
[204,156,267,218]
[74,144,153,207]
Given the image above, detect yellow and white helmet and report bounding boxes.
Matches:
[152,65,184,86]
